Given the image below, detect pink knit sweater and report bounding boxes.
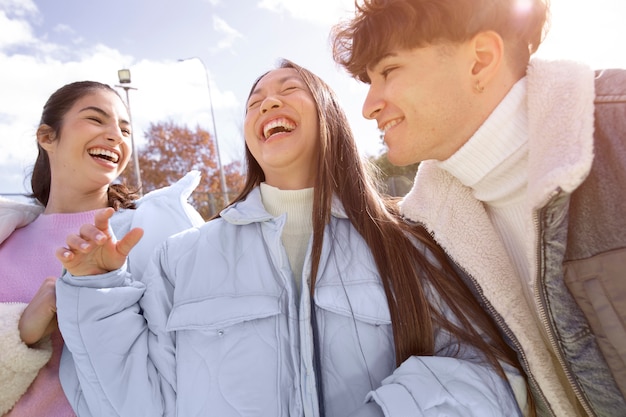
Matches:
[0,210,97,417]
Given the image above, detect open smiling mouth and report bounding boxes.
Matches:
[88,148,120,163]
[263,118,296,140]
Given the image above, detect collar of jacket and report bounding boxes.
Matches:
[401,58,595,225]
[399,58,595,280]
[221,186,348,226]
[397,58,595,417]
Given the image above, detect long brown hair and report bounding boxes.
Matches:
[227,59,526,403]
[30,81,138,210]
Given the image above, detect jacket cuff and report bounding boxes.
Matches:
[367,384,420,416]
[61,267,129,288]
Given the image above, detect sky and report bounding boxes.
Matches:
[1,0,625,197]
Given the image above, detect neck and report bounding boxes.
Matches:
[264,171,316,190]
[44,185,110,214]
[475,69,524,136]
[437,77,528,205]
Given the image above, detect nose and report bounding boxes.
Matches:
[362,86,383,120]
[260,96,282,114]
[106,123,125,143]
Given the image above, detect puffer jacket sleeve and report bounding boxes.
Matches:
[362,302,526,417]
[56,172,204,416]
[366,355,523,417]
[0,302,53,415]
[362,248,526,417]
[123,170,205,277]
[56,243,178,417]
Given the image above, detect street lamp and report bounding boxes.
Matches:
[115,68,143,195]
[178,57,229,204]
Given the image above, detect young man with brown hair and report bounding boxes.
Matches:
[332,1,626,415]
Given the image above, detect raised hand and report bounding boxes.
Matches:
[56,207,144,276]
[18,276,58,346]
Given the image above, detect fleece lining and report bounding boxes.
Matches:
[400,59,595,417]
[0,303,53,415]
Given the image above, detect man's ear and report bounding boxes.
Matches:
[469,30,504,89]
[37,125,56,151]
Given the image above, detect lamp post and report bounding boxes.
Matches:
[178,57,229,204]
[115,68,142,195]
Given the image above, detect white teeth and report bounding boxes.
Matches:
[263,118,296,139]
[88,148,119,163]
[381,118,401,133]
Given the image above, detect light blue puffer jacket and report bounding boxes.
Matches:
[57,187,523,417]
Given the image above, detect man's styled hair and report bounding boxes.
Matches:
[332,0,550,82]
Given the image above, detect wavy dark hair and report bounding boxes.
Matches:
[332,0,550,83]
[30,81,138,210]
[225,59,532,413]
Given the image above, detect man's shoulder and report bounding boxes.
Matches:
[594,68,626,101]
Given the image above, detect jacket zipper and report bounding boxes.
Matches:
[533,197,595,417]
[414,221,555,417]
[463,260,554,417]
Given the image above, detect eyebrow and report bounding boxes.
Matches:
[79,106,130,126]
[249,75,303,97]
[368,52,399,72]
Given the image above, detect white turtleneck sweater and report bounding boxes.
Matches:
[437,78,534,303]
[259,183,313,292]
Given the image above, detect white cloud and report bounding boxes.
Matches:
[0,0,40,50]
[0,0,39,17]
[53,23,75,35]
[211,16,244,53]
[257,0,354,26]
[131,58,243,161]
[0,10,36,48]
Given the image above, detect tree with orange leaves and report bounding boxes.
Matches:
[120,121,243,219]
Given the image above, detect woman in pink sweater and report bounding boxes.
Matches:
[0,81,203,416]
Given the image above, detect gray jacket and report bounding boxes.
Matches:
[399,60,626,417]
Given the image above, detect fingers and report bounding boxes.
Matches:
[58,207,114,256]
[55,206,145,277]
[80,207,115,248]
[56,224,145,276]
[19,277,58,346]
[117,227,144,257]
[61,208,113,256]
[56,245,74,264]
[65,225,106,253]
[94,207,115,231]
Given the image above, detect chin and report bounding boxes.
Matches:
[386,152,412,167]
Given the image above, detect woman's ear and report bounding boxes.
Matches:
[37,125,56,151]
[469,30,504,88]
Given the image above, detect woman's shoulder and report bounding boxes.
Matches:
[137,171,201,206]
[169,216,232,246]
[0,197,43,243]
[162,216,262,265]
[126,172,205,231]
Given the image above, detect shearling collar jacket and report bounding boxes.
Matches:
[400,59,626,417]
